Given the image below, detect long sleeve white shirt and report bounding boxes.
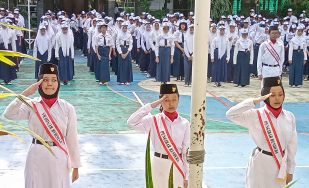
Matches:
[116,35,133,54]
[210,37,230,60]
[226,98,297,174]
[127,104,190,180]
[155,34,175,56]
[4,98,81,168]
[288,40,307,61]
[257,40,284,76]
[55,35,74,58]
[184,34,193,58]
[233,39,254,65]
[33,37,52,61]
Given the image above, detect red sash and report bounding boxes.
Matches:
[265,40,281,68]
[32,101,68,155]
[153,115,185,179]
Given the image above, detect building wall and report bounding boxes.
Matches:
[149,0,174,13]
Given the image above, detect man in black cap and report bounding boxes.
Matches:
[227,76,297,188]
[257,25,284,87]
[128,84,190,188]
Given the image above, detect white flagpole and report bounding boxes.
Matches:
[188,0,211,187]
[27,0,31,49]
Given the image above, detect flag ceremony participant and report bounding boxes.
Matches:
[33,25,52,79]
[257,25,284,83]
[148,19,161,78]
[4,63,81,188]
[95,22,113,85]
[288,26,307,88]
[173,19,187,81]
[116,22,133,85]
[155,22,175,84]
[227,22,239,82]
[208,23,217,82]
[55,23,74,85]
[0,19,17,85]
[226,76,297,188]
[233,28,254,87]
[304,29,309,81]
[127,84,189,188]
[211,25,230,87]
[184,24,194,87]
[141,22,152,75]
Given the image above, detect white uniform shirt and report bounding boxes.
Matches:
[33,37,52,61]
[288,38,307,61]
[95,33,114,47]
[210,36,231,60]
[150,29,161,51]
[233,38,254,65]
[257,40,285,76]
[173,30,186,43]
[4,98,81,168]
[184,33,193,57]
[226,98,297,175]
[127,104,190,180]
[83,18,91,33]
[116,34,133,54]
[288,15,298,26]
[155,33,175,56]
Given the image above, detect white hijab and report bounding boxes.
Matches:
[144,24,151,50]
[239,34,250,49]
[186,31,194,53]
[119,26,131,41]
[217,30,227,59]
[59,27,72,57]
[1,26,11,49]
[291,30,304,46]
[209,25,217,43]
[36,25,49,55]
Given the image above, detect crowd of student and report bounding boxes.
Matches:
[0,7,308,88]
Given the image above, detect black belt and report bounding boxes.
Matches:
[32,138,57,147]
[293,49,303,52]
[240,49,250,53]
[154,152,169,159]
[257,147,285,156]
[255,43,260,46]
[262,63,278,67]
[160,46,171,48]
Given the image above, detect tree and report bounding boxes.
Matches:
[211,0,232,22]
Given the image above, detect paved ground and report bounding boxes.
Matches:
[0,50,308,188]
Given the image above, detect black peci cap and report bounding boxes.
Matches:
[160,84,179,94]
[269,25,278,32]
[38,63,59,76]
[263,76,282,88]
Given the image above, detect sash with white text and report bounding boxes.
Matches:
[153,114,185,179]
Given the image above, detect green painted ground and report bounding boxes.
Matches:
[0,59,247,134]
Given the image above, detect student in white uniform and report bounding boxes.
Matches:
[233,28,253,87]
[127,84,189,188]
[226,76,297,188]
[257,26,284,81]
[33,25,52,79]
[148,19,161,78]
[184,24,194,87]
[227,22,239,82]
[288,26,307,88]
[208,23,217,82]
[4,63,81,188]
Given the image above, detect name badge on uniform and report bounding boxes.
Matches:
[169,40,172,44]
[126,40,130,45]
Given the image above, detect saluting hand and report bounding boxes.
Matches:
[253,93,272,105]
[151,95,166,108]
[72,168,79,183]
[21,79,43,97]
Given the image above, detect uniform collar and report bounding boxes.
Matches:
[35,96,59,105]
[263,104,284,118]
[161,111,180,122]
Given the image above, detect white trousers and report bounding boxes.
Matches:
[151,156,184,188]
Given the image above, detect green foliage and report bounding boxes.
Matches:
[125,7,134,13]
[284,178,299,188]
[259,10,278,19]
[211,0,232,22]
[145,132,154,188]
[141,0,151,13]
[150,10,166,19]
[168,164,174,188]
[278,0,309,19]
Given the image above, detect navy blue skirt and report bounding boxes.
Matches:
[78,27,83,50]
[83,33,88,56]
[111,50,118,75]
[0,43,17,81]
[184,56,192,83]
[89,47,96,72]
[227,46,235,82]
[51,48,58,66]
[58,48,74,81]
[173,45,184,77]
[156,47,171,82]
[207,54,212,77]
[117,46,133,83]
[211,49,227,82]
[233,51,251,86]
[97,46,110,82]
[250,44,259,75]
[132,36,137,61]
[35,50,48,79]
[140,48,150,72]
[304,47,309,75]
[148,50,157,77]
[289,50,304,86]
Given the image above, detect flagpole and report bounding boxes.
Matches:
[188,0,211,187]
[28,0,31,49]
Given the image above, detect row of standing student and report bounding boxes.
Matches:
[208,22,309,88]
